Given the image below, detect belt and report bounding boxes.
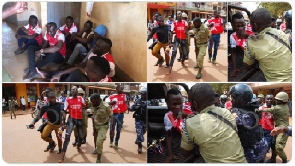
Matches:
[196,42,207,45]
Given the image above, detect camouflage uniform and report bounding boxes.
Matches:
[91,101,112,162]
[8,99,16,119]
[262,104,290,162]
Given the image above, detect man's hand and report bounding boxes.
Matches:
[13,2,28,14]
[35,50,42,58]
[270,126,288,136]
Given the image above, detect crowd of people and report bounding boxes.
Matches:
[13,14,115,82]
[21,84,147,163]
[228,8,292,81]
[147,10,224,79]
[157,83,290,163]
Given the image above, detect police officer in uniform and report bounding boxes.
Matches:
[131,87,147,154]
[259,92,290,163]
[72,88,88,146]
[283,9,292,48]
[229,84,268,163]
[181,83,247,163]
[244,8,292,82]
[90,93,113,163]
[8,97,16,119]
[219,94,227,108]
[192,17,213,79]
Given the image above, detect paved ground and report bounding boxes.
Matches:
[2,109,147,163]
[147,33,228,82]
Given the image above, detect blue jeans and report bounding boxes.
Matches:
[27,45,64,73]
[170,37,187,66]
[17,29,39,51]
[263,129,274,150]
[62,116,84,152]
[110,113,124,145]
[208,34,221,61]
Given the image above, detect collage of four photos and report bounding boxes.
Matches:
[1,1,293,164]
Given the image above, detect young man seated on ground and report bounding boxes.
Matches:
[23,22,66,82]
[37,56,111,82]
[15,15,42,55]
[59,16,78,50]
[60,20,94,70]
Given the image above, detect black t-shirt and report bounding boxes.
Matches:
[148,25,169,43]
[34,103,62,125]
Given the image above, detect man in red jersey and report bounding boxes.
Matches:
[24,22,66,81]
[59,86,85,163]
[207,10,224,64]
[260,94,276,163]
[168,11,188,74]
[108,85,128,150]
[14,15,42,55]
[59,16,78,50]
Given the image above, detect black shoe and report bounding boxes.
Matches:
[24,68,30,75]
[81,137,86,144]
[165,64,169,68]
[44,144,51,152]
[158,57,164,67]
[282,159,287,163]
[185,56,188,60]
[154,60,160,66]
[138,143,142,154]
[177,57,181,62]
[72,137,78,146]
[23,71,41,82]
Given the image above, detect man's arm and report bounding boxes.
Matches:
[147,27,155,42]
[165,130,174,161]
[74,34,94,44]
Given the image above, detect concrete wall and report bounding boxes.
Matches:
[80,2,147,82]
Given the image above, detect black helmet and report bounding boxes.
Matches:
[284,9,292,20]
[229,84,253,107]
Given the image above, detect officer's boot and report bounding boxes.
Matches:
[265,151,277,163]
[72,136,78,146]
[282,159,287,163]
[196,68,202,79]
[137,143,142,154]
[96,154,102,163]
[82,136,86,144]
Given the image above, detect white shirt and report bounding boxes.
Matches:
[21,98,26,105]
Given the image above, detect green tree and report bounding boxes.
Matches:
[210,83,235,96]
[258,2,291,18]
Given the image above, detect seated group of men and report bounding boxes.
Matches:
[15,15,115,82]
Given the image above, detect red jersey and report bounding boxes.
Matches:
[65,96,85,119]
[225,101,232,110]
[208,17,224,34]
[25,24,42,46]
[44,30,66,57]
[259,105,274,131]
[231,29,253,51]
[59,23,78,34]
[109,94,127,114]
[172,20,188,39]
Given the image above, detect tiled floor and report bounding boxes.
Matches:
[2,22,29,82]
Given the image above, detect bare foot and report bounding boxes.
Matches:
[58,152,65,163]
[166,66,172,75]
[36,67,47,79]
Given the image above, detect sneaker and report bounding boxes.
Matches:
[208,59,211,62]
[114,144,119,150]
[164,64,169,68]
[212,60,217,64]
[109,142,113,148]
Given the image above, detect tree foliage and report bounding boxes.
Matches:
[258,2,291,18]
[209,83,236,96]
